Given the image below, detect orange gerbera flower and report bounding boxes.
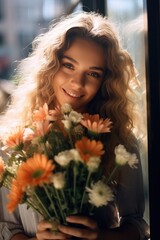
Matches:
[75,137,104,163]
[81,113,112,134]
[33,103,50,121]
[3,127,24,149]
[0,157,5,173]
[17,153,54,188]
[49,105,62,121]
[33,103,61,122]
[6,179,24,213]
[0,157,5,181]
[34,120,52,137]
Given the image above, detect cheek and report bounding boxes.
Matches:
[88,82,101,95]
[52,72,66,88]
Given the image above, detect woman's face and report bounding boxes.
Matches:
[52,37,106,113]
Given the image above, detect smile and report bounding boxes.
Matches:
[63,89,83,98]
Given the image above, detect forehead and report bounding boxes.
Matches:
[63,37,106,67]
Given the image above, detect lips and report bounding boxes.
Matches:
[63,88,84,98]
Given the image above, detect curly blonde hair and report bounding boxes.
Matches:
[0,12,140,169]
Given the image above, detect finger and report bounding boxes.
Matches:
[66,216,98,230]
[58,225,98,239]
[37,220,54,231]
[37,219,59,231]
[36,229,70,240]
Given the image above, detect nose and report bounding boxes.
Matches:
[70,72,85,87]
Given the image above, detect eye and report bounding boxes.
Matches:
[87,72,102,78]
[62,62,74,70]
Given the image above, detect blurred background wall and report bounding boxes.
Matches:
[0,0,82,80]
[0,0,82,113]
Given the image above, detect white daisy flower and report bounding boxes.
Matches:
[64,111,83,124]
[87,156,101,172]
[54,150,73,166]
[68,111,83,124]
[69,149,82,162]
[61,103,73,114]
[52,172,65,189]
[54,149,82,166]
[114,144,129,165]
[62,111,82,129]
[62,119,72,130]
[86,181,114,207]
[128,153,139,168]
[114,144,138,168]
[23,127,35,142]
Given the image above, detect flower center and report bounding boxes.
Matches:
[83,150,90,154]
[98,190,103,196]
[32,169,44,178]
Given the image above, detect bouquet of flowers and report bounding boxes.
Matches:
[0,103,138,227]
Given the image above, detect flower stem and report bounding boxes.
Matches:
[33,190,53,220]
[43,142,49,158]
[60,189,68,212]
[61,189,66,203]
[67,129,74,148]
[73,164,77,199]
[42,184,59,219]
[106,165,119,184]
[79,171,91,212]
[55,189,66,224]
[89,205,95,215]
[73,164,78,211]
[21,150,27,160]
[0,170,14,188]
[26,199,44,216]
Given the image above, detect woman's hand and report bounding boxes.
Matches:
[58,215,99,239]
[36,220,71,239]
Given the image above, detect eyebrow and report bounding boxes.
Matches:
[62,55,105,73]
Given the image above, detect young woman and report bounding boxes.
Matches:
[0,11,149,240]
